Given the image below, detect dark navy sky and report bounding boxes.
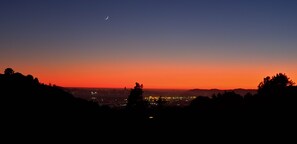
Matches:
[0,0,296,88]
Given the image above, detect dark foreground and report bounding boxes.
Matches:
[1,69,297,141]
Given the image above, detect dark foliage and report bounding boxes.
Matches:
[127,82,145,109]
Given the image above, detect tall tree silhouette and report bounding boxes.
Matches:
[127,82,145,109]
[258,73,295,96]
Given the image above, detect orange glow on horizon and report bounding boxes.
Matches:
[7,61,295,90]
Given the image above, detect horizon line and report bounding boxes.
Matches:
[61,86,257,90]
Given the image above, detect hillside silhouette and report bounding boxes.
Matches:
[1,68,100,115]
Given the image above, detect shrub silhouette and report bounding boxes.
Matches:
[4,68,14,75]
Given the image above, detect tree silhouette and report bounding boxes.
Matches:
[4,68,14,75]
[127,82,145,109]
[258,73,295,96]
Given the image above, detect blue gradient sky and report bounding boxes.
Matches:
[1,0,296,89]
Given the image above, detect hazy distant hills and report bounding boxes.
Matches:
[143,88,257,97]
[184,88,257,97]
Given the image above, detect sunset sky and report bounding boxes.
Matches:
[1,0,296,89]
